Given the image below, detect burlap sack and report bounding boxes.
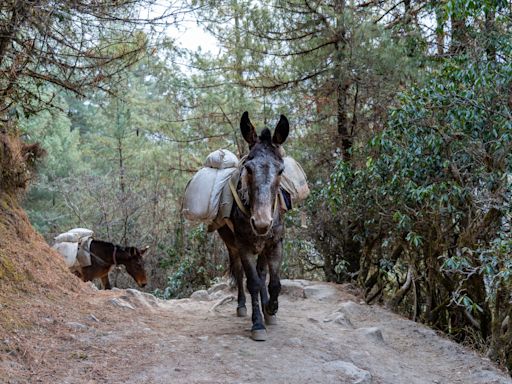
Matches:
[280,156,310,206]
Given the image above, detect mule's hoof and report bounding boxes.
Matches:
[265,313,278,325]
[251,329,267,341]
[237,306,247,317]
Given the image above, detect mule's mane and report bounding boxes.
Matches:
[239,167,250,205]
[249,130,283,159]
[259,128,272,143]
[93,239,128,252]
[93,239,115,247]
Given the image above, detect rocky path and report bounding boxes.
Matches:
[5,280,511,384]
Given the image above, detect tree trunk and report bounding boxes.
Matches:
[334,0,352,161]
[485,8,496,62]
[449,14,467,55]
[337,79,352,160]
[435,6,445,56]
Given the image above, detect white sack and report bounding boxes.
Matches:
[281,156,310,205]
[76,237,93,267]
[67,228,94,238]
[54,232,80,243]
[204,149,238,169]
[183,167,237,223]
[52,241,79,268]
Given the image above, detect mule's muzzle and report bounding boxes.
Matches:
[250,216,273,236]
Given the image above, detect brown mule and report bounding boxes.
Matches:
[216,111,289,341]
[77,240,149,290]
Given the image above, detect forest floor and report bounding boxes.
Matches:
[2,279,511,384]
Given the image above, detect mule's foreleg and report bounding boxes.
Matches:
[265,241,283,316]
[257,254,269,308]
[218,226,247,317]
[101,275,112,290]
[258,254,278,325]
[229,251,247,317]
[241,254,266,341]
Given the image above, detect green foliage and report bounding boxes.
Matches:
[441,0,508,19]
[0,1,159,121]
[155,225,227,299]
[20,51,194,288]
[19,93,84,233]
[316,10,512,366]
[21,46,239,294]
[281,209,324,280]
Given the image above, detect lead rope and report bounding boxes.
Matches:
[229,179,250,217]
[112,245,121,288]
[112,246,118,266]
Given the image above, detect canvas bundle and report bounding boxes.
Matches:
[52,228,94,269]
[182,149,239,223]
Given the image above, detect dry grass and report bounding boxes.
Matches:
[0,132,45,195]
[0,135,91,378]
[0,192,97,380]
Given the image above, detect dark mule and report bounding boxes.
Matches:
[217,111,289,341]
[78,240,149,290]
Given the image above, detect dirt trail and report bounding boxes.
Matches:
[2,280,511,384]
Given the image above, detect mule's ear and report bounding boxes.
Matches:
[240,111,258,146]
[272,115,289,145]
